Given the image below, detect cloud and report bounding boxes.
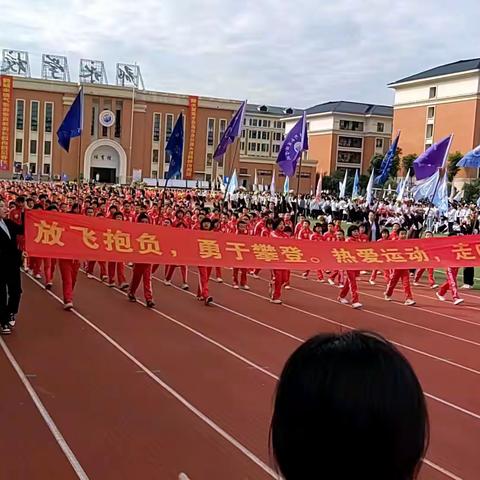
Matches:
[1,0,479,107]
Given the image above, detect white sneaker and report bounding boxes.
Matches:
[453,298,464,305]
[216,277,223,283]
[233,284,240,289]
[431,284,439,289]
[327,279,335,286]
[163,280,172,286]
[270,299,282,304]
[181,283,189,290]
[352,302,362,309]
[101,275,108,282]
[384,294,392,301]
[369,280,376,285]
[436,292,446,302]
[338,297,349,305]
[338,284,344,288]
[251,274,260,279]
[64,302,73,311]
[107,282,115,288]
[34,274,42,279]
[413,282,420,286]
[241,285,250,290]
[86,273,93,279]
[404,299,416,306]
[461,284,473,289]
[284,285,291,290]
[317,279,325,283]
[302,273,308,279]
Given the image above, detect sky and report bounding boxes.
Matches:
[1,0,480,109]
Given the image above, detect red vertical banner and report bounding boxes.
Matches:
[0,75,13,172]
[185,95,198,179]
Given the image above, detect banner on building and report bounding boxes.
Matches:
[0,75,13,171]
[25,210,480,270]
[185,96,198,179]
[132,169,142,182]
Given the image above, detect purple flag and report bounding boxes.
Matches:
[413,135,452,180]
[213,100,246,159]
[276,111,308,177]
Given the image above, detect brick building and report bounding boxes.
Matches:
[389,58,480,186]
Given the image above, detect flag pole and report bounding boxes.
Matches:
[224,136,241,198]
[128,79,136,184]
[77,87,84,189]
[293,151,304,224]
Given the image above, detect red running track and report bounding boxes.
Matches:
[1,265,479,479]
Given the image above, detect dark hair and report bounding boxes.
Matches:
[137,213,149,222]
[271,331,428,480]
[381,228,390,236]
[273,218,284,230]
[347,224,359,237]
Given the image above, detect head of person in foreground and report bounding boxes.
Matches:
[271,330,429,480]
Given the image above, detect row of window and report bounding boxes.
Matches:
[244,118,286,129]
[15,100,53,133]
[338,120,385,133]
[90,100,122,139]
[15,138,52,156]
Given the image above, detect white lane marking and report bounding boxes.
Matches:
[0,337,89,480]
[26,275,277,479]
[423,459,463,480]
[178,474,191,480]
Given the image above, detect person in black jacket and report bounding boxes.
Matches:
[0,199,24,335]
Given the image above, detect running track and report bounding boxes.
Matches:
[1,265,479,479]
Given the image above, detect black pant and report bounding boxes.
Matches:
[463,267,475,287]
[0,266,22,326]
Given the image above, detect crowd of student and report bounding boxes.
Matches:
[0,180,478,334]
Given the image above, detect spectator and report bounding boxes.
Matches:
[271,331,428,480]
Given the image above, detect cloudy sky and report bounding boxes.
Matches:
[1,0,479,108]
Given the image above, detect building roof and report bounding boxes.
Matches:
[390,58,480,86]
[246,103,303,117]
[304,100,392,117]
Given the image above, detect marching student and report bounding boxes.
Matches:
[164,219,189,290]
[251,217,273,279]
[338,225,362,309]
[369,228,391,285]
[43,204,59,290]
[436,233,464,305]
[85,207,108,281]
[270,218,289,304]
[197,217,214,305]
[303,223,325,281]
[106,211,129,290]
[327,229,346,287]
[232,219,250,290]
[413,231,438,289]
[128,214,155,308]
[384,228,416,306]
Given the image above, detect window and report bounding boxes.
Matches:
[263,119,270,127]
[240,141,245,151]
[429,86,437,99]
[257,142,261,151]
[45,102,53,133]
[165,114,174,163]
[239,168,248,175]
[219,119,227,141]
[30,101,39,132]
[377,122,384,133]
[43,163,50,175]
[274,132,282,141]
[261,131,269,140]
[115,107,122,138]
[339,120,364,131]
[30,139,37,155]
[251,143,257,152]
[152,149,159,163]
[252,119,258,127]
[15,138,23,154]
[205,173,212,182]
[375,138,383,149]
[337,150,361,165]
[29,163,36,174]
[206,153,213,167]
[44,140,51,156]
[241,129,246,138]
[153,113,161,142]
[249,130,257,139]
[16,100,24,130]
[424,143,432,151]
[261,144,268,152]
[207,118,214,146]
[427,106,435,119]
[338,136,362,148]
[426,124,434,138]
[152,170,158,178]
[91,101,99,136]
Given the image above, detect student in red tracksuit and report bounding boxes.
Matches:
[384,228,416,306]
[85,208,108,281]
[59,204,81,310]
[29,204,44,279]
[211,219,224,283]
[302,222,324,281]
[413,231,438,289]
[369,228,391,285]
[128,214,155,308]
[338,225,362,309]
[296,220,312,279]
[107,211,129,290]
[270,218,289,304]
[232,219,250,290]
[436,233,464,305]
[43,204,59,290]
[197,218,214,305]
[164,219,189,290]
[251,218,274,279]
[328,229,346,287]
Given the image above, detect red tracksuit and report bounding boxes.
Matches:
[414,268,435,287]
[339,237,360,303]
[438,267,460,300]
[370,238,391,283]
[165,264,188,283]
[87,260,107,279]
[44,258,57,286]
[108,261,126,286]
[197,267,212,299]
[129,264,153,302]
[233,229,249,287]
[59,259,80,304]
[271,230,289,301]
[386,269,413,300]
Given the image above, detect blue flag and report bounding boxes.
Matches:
[166,113,184,180]
[283,176,290,194]
[375,132,400,185]
[57,89,83,152]
[214,101,246,159]
[412,170,448,214]
[458,144,480,168]
[414,135,451,180]
[277,111,308,177]
[352,169,359,198]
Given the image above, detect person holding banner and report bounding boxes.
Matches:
[197,218,214,306]
[270,219,290,304]
[106,211,129,291]
[338,225,362,309]
[232,219,250,290]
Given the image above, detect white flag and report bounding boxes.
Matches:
[315,171,323,200]
[366,169,375,205]
[339,170,348,198]
[396,169,410,203]
[253,169,258,191]
[270,172,276,194]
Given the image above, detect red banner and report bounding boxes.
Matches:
[0,76,13,172]
[25,210,480,270]
[185,96,198,179]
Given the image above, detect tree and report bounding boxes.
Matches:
[463,179,480,203]
[367,147,402,179]
[402,154,417,176]
[447,151,463,182]
[367,154,384,176]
